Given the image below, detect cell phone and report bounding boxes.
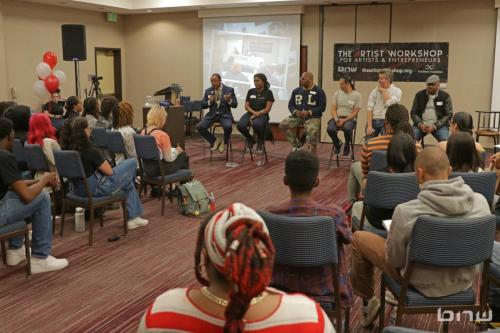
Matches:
[108,235,120,242]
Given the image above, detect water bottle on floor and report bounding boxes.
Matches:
[75,207,85,232]
[209,192,216,213]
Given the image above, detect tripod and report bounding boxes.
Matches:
[87,80,103,100]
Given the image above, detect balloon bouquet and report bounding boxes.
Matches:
[33,51,66,99]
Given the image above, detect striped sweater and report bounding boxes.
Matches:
[137,288,335,333]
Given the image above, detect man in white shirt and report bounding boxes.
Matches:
[366,69,401,139]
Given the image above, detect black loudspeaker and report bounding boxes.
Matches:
[61,24,87,61]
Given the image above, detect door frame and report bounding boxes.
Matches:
[94,47,122,101]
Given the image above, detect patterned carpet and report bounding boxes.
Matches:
[0,136,485,332]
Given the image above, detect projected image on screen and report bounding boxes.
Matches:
[203,15,301,122]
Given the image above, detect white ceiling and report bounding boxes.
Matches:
[17,0,473,14]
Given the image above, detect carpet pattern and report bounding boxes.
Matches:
[0,137,485,332]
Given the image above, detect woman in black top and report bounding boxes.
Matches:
[60,117,148,230]
[237,73,274,151]
[63,96,82,121]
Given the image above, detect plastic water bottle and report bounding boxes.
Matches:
[209,193,216,213]
[75,207,85,232]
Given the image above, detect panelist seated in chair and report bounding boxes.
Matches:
[0,117,68,274]
[197,73,237,153]
[351,147,491,328]
[279,72,326,153]
[410,75,453,143]
[140,105,189,176]
[61,117,148,230]
[237,73,274,151]
[327,74,361,157]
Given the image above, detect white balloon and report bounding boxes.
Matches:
[35,62,51,79]
[33,80,49,99]
[53,69,66,84]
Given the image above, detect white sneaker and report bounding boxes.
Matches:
[31,255,68,274]
[210,137,222,151]
[361,296,380,327]
[385,290,398,305]
[6,246,27,266]
[128,217,149,230]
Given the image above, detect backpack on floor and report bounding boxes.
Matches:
[177,180,210,216]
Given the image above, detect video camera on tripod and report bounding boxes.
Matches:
[86,74,103,100]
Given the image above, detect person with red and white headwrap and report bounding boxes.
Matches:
[138,202,335,333]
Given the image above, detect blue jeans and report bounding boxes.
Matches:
[0,190,52,258]
[237,113,269,144]
[76,159,143,220]
[327,118,356,146]
[197,115,233,145]
[413,125,449,142]
[366,119,385,140]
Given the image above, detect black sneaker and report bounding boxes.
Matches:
[334,141,343,154]
[343,144,351,156]
[247,138,256,150]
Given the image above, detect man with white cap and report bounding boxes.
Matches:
[410,74,453,142]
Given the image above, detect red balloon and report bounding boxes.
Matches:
[43,51,57,69]
[44,74,59,93]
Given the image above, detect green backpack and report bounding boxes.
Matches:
[177,180,210,216]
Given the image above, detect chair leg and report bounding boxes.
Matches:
[50,192,56,235]
[89,205,94,247]
[395,299,404,326]
[59,202,66,236]
[336,153,340,168]
[328,144,335,169]
[161,184,166,216]
[1,240,6,265]
[343,307,350,333]
[335,302,342,333]
[24,229,31,277]
[168,184,174,203]
[99,208,104,227]
[122,199,128,236]
[379,276,386,333]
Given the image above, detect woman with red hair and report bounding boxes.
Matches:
[27,113,61,182]
[138,203,335,333]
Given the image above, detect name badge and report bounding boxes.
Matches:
[250,95,256,99]
[436,101,443,106]
[310,91,317,95]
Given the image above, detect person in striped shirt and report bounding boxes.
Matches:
[138,203,335,333]
[347,104,416,203]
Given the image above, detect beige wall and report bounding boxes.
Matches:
[0,0,125,109]
[96,50,115,95]
[302,6,320,78]
[321,1,496,145]
[0,1,8,101]
[123,11,202,127]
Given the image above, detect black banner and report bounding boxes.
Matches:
[333,42,449,82]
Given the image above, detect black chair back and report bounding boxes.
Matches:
[258,210,337,267]
[24,144,50,172]
[133,134,160,161]
[410,215,495,267]
[106,131,128,157]
[370,150,388,171]
[364,171,419,209]
[180,96,191,105]
[53,150,86,180]
[12,139,25,163]
[450,172,496,207]
[51,118,64,131]
[90,127,108,149]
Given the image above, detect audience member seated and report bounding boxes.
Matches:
[63,96,83,121]
[97,96,116,129]
[347,103,418,204]
[83,97,100,129]
[138,203,335,333]
[42,90,64,118]
[60,117,148,230]
[112,101,138,165]
[0,117,68,273]
[3,104,31,143]
[446,132,483,172]
[351,132,417,230]
[351,147,491,327]
[438,112,485,153]
[0,101,16,117]
[27,113,61,185]
[140,105,189,176]
[267,150,352,311]
[489,242,500,325]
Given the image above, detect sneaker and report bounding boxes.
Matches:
[31,255,68,274]
[218,142,226,153]
[128,217,149,230]
[334,141,342,154]
[6,246,27,266]
[343,144,351,156]
[292,146,299,152]
[385,290,398,305]
[361,296,380,327]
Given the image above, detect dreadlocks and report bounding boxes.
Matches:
[194,203,275,333]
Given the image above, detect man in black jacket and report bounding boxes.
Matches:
[411,75,453,142]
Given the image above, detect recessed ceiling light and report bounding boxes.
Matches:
[147,9,152,12]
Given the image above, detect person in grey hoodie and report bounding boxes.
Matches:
[351,146,491,327]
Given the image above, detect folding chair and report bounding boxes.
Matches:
[0,217,31,278]
[378,215,495,332]
[258,210,350,333]
[476,111,500,153]
[450,171,496,208]
[53,150,128,246]
[133,134,193,216]
[241,122,272,165]
[106,130,129,165]
[328,122,357,168]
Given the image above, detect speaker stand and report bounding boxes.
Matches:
[73,59,81,97]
